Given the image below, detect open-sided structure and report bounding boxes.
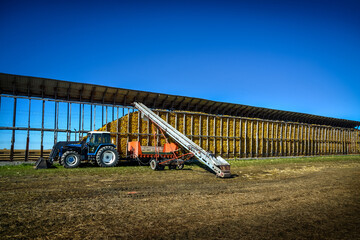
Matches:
[0,72,359,161]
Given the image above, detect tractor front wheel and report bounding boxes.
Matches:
[96,146,119,167]
[61,151,81,168]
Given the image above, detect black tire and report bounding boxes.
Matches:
[158,164,165,170]
[150,159,165,170]
[96,146,119,167]
[169,164,176,170]
[61,151,81,168]
[177,163,184,170]
[150,159,158,170]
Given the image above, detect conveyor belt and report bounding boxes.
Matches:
[134,102,231,178]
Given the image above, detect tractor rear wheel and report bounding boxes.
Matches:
[96,146,119,167]
[61,151,81,168]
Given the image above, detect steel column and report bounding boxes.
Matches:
[233,118,236,158]
[25,99,31,161]
[250,121,254,158]
[271,122,274,157]
[255,121,259,158]
[206,116,209,151]
[227,118,229,158]
[10,98,17,161]
[244,120,247,158]
[116,106,119,149]
[54,101,59,144]
[275,123,279,156]
[266,122,270,157]
[261,121,264,157]
[199,115,202,148]
[40,100,45,157]
[213,117,216,154]
[239,119,242,158]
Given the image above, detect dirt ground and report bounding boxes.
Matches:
[1,156,360,239]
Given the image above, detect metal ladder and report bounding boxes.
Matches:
[134,102,231,178]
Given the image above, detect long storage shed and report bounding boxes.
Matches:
[0,72,359,161]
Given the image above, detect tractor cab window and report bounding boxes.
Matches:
[89,134,101,144]
[87,133,111,153]
[88,134,101,153]
[102,134,111,144]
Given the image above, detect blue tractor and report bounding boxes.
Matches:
[36,131,119,169]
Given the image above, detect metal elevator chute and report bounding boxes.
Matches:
[134,102,231,178]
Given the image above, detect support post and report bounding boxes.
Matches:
[102,106,104,127]
[297,124,300,156]
[284,123,287,156]
[40,100,45,158]
[227,118,229,158]
[199,115,202,149]
[275,123,279,156]
[312,127,315,155]
[206,115,209,151]
[288,124,292,156]
[126,108,130,155]
[25,99,31,161]
[183,114,186,135]
[90,105,93,131]
[213,117,216,154]
[93,105,96,132]
[305,125,308,155]
[271,122,274,157]
[220,118,223,155]
[244,120,247,158]
[138,110,141,142]
[256,120,259,158]
[79,104,82,140]
[147,108,150,146]
[250,121,253,158]
[336,129,338,154]
[81,104,84,139]
[67,102,70,141]
[191,114,194,141]
[261,121,264,157]
[300,124,304,155]
[10,98,17,161]
[280,123,283,156]
[239,119,242,158]
[116,106,119,151]
[266,122,270,157]
[233,118,236,158]
[54,101,59,145]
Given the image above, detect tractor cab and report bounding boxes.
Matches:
[85,131,112,154]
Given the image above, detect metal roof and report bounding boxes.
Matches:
[1,72,359,128]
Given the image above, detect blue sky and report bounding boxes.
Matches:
[1,0,359,133]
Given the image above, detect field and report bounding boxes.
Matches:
[1,155,360,239]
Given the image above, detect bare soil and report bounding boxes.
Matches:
[1,156,360,239]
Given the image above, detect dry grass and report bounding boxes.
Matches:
[1,156,360,239]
